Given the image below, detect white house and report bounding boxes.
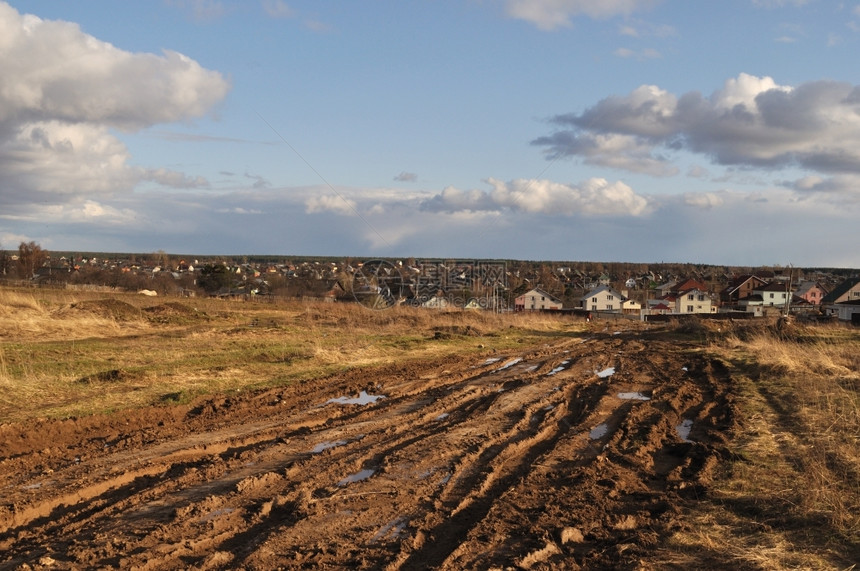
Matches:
[673,289,714,314]
[581,285,626,312]
[754,282,790,308]
[515,288,563,311]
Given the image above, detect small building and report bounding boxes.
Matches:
[581,285,626,313]
[515,288,563,311]
[794,281,827,305]
[821,277,860,305]
[822,300,860,322]
[754,282,791,308]
[673,288,714,314]
[720,274,768,305]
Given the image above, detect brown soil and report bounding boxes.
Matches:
[0,331,736,570]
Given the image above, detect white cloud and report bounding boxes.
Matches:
[683,192,724,209]
[305,194,358,216]
[614,47,662,59]
[534,73,860,183]
[394,171,418,182]
[0,2,229,210]
[421,177,650,217]
[505,0,661,30]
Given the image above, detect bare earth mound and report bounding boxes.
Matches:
[0,332,735,569]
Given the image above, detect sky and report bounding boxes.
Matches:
[1,0,859,267]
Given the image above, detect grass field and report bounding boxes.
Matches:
[0,286,577,421]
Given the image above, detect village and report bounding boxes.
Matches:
[2,244,858,324]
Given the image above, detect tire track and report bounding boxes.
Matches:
[0,334,737,570]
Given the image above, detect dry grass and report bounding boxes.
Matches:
[680,322,860,568]
[0,286,583,422]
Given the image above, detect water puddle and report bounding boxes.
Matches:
[435,412,449,420]
[326,391,386,406]
[547,360,570,376]
[525,365,539,372]
[371,516,409,543]
[311,440,347,454]
[596,367,615,378]
[617,392,650,401]
[482,357,501,365]
[496,358,523,371]
[676,419,694,442]
[338,468,375,486]
[589,423,609,440]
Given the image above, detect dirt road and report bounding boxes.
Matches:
[0,330,736,569]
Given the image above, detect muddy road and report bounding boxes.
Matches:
[0,330,736,569]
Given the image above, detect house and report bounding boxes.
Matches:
[794,281,827,305]
[754,282,791,308]
[515,288,563,311]
[821,277,860,322]
[820,277,860,305]
[621,298,642,314]
[673,288,714,314]
[654,280,677,298]
[647,302,673,316]
[823,300,860,322]
[581,285,626,312]
[720,275,768,305]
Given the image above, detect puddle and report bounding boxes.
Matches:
[22,482,44,490]
[617,392,650,401]
[338,468,375,486]
[543,405,555,411]
[596,367,615,378]
[311,440,347,454]
[200,508,235,522]
[676,419,694,442]
[496,358,523,371]
[525,365,539,372]
[482,357,501,365]
[371,517,409,543]
[326,391,386,406]
[435,413,449,420]
[547,360,570,376]
[589,423,609,440]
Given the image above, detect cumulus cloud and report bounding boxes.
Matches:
[683,191,724,209]
[614,47,662,59]
[421,177,650,217]
[533,73,860,182]
[505,0,660,30]
[0,2,229,208]
[305,194,358,216]
[394,171,418,182]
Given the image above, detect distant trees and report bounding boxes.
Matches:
[0,243,11,277]
[197,263,233,294]
[17,241,49,279]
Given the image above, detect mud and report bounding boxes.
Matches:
[0,331,736,570]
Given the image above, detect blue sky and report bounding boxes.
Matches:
[1,0,859,266]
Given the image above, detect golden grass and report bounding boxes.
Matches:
[0,286,584,422]
[688,322,860,568]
